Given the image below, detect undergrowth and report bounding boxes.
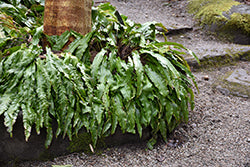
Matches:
[0,0,199,150]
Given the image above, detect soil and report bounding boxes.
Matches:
[18,0,250,166]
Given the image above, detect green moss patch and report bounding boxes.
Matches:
[225,13,250,35]
[188,0,250,36]
[187,49,250,70]
[188,0,240,25]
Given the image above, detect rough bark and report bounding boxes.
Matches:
[43,0,92,36]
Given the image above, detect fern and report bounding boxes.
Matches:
[0,2,199,149]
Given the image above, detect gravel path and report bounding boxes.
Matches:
[18,0,250,166]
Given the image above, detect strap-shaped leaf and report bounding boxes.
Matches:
[90,119,98,146]
[126,102,136,134]
[159,119,167,142]
[180,95,189,122]
[145,65,169,97]
[132,50,144,97]
[141,49,180,78]
[139,93,152,125]
[93,103,104,125]
[45,122,53,149]
[91,48,106,77]
[147,136,157,150]
[102,118,112,136]
[165,101,174,125]
[135,106,142,138]
[31,25,43,45]
[52,30,71,51]
[67,31,95,59]
[111,109,118,135]
[113,94,127,132]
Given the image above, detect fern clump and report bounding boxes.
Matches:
[0,2,199,149]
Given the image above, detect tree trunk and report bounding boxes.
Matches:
[43,0,92,36]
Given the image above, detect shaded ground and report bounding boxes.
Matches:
[18,0,250,166]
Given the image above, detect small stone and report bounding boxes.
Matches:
[203,75,209,81]
[191,123,197,128]
[247,138,250,143]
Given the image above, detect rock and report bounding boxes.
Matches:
[188,0,250,45]
[226,69,250,87]
[223,4,250,18]
[157,26,193,35]
[221,4,250,45]
[213,68,250,98]
[186,47,250,69]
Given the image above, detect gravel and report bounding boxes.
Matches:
[18,0,250,166]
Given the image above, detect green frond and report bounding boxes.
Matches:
[0,2,199,150]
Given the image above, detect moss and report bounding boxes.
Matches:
[225,13,250,35]
[67,132,106,155]
[188,0,240,25]
[199,53,237,68]
[188,0,250,37]
[191,48,250,70]
[241,49,250,61]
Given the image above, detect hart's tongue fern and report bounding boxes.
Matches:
[0,2,199,149]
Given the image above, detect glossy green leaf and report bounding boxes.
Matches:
[31,25,43,45]
[159,119,167,142]
[147,137,157,150]
[145,66,169,97]
[126,102,136,134]
[102,118,112,136]
[52,30,71,51]
[141,49,180,78]
[113,94,127,132]
[91,48,106,77]
[0,2,199,150]
[132,50,143,97]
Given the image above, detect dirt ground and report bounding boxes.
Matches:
[18,0,250,166]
